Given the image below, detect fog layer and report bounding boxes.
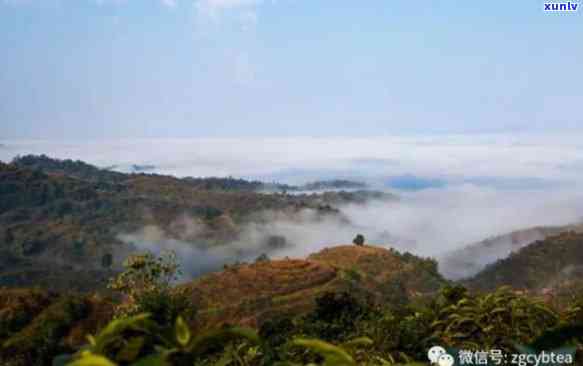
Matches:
[3,134,583,279]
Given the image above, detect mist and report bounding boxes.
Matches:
[115,185,583,281]
[3,134,583,279]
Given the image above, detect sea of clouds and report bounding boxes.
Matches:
[3,133,583,279]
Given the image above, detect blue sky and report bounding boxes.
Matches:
[0,0,581,139]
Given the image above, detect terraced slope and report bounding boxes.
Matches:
[182,244,446,328]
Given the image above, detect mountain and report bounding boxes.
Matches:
[0,244,445,356]
[466,231,583,292]
[440,224,583,279]
[385,174,447,191]
[12,154,127,183]
[299,179,367,191]
[0,155,395,292]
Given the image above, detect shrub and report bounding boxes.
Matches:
[65,313,263,366]
[107,250,191,322]
[301,292,367,341]
[430,286,560,352]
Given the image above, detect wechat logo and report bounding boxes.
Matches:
[428,346,455,366]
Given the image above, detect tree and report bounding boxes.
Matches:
[255,253,270,263]
[352,234,365,246]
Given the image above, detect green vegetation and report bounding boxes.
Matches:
[107,251,194,324]
[3,155,583,364]
[183,245,447,329]
[11,155,370,194]
[12,154,127,184]
[48,286,583,366]
[0,155,361,291]
[1,249,582,365]
[467,231,583,291]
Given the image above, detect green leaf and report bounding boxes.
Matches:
[87,335,97,347]
[341,337,374,349]
[67,352,117,366]
[490,307,508,314]
[92,314,151,353]
[174,316,191,347]
[187,326,261,355]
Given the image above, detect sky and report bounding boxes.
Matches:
[0,0,582,139]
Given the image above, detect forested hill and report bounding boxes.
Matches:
[440,225,583,279]
[11,155,371,193]
[0,156,394,292]
[12,154,127,183]
[12,154,271,191]
[466,231,583,292]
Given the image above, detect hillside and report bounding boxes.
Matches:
[440,224,583,279]
[182,244,446,329]
[4,243,582,366]
[466,231,583,292]
[0,158,334,290]
[0,244,447,364]
[0,155,396,292]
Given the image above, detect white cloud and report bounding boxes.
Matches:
[4,134,583,278]
[3,134,583,184]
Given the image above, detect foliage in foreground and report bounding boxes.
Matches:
[3,251,583,365]
[54,285,583,366]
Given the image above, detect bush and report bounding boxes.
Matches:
[133,287,195,325]
[108,251,186,320]
[301,292,367,341]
